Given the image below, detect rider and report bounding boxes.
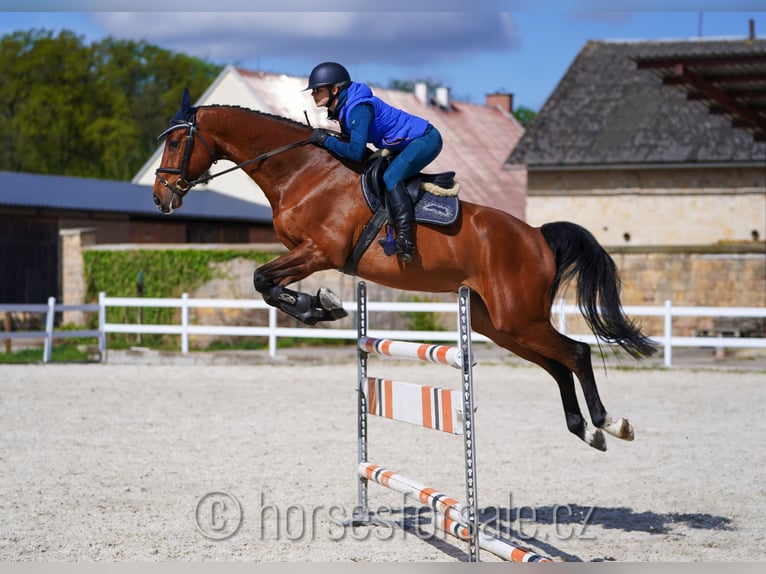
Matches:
[305,61,443,264]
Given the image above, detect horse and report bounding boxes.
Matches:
[152,89,657,452]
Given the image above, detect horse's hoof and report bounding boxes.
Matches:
[317,288,348,319]
[586,428,607,452]
[601,416,634,441]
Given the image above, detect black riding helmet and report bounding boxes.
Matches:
[305,62,351,91]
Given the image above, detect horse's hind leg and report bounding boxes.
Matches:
[558,337,635,442]
[522,325,634,442]
[469,293,608,451]
[541,356,610,451]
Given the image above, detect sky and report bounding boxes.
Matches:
[1,2,766,111]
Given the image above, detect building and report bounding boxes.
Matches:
[505,36,766,328]
[0,171,273,303]
[506,38,766,247]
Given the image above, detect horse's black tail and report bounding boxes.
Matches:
[540,221,657,358]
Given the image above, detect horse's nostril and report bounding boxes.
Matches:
[153,195,161,206]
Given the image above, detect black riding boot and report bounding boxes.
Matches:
[387,182,415,263]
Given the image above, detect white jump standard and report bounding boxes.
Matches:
[346,281,550,562]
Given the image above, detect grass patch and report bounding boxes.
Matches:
[0,344,91,364]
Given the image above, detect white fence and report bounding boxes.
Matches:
[0,298,102,363]
[2,293,765,367]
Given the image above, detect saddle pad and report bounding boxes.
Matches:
[361,180,460,226]
[413,192,460,226]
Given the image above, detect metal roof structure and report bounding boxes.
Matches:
[0,170,273,222]
[635,38,766,141]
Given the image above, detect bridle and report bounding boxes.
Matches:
[154,116,217,205]
[154,111,315,203]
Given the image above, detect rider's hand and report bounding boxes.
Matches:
[309,129,332,147]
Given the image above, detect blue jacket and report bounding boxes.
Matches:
[324,82,429,160]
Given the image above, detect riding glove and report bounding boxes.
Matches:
[310,129,332,147]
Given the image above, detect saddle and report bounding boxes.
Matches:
[341,153,462,275]
[360,154,461,226]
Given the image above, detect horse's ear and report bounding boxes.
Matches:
[166,87,195,128]
[181,87,191,112]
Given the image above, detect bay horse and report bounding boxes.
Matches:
[152,89,657,452]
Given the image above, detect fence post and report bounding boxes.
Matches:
[664,300,673,367]
[715,334,726,360]
[3,310,11,354]
[43,296,56,363]
[98,292,107,361]
[181,293,189,354]
[268,306,277,357]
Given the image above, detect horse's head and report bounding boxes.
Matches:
[153,88,217,214]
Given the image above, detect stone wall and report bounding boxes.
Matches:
[526,166,766,246]
[555,245,766,337]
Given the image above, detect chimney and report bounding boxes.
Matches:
[485,92,514,114]
[434,86,451,109]
[749,18,756,41]
[414,82,428,105]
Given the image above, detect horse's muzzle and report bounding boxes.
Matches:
[153,190,182,215]
[153,193,171,214]
[153,173,191,214]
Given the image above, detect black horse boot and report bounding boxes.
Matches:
[387,182,415,263]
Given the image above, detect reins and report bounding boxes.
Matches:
[189,137,312,188]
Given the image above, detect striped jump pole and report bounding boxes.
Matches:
[434,514,551,563]
[360,463,550,563]
[358,336,463,369]
[348,281,548,562]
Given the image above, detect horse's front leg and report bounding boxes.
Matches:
[253,243,347,325]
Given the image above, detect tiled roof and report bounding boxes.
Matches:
[506,39,766,169]
[235,68,526,217]
[0,170,273,222]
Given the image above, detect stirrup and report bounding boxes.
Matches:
[395,238,414,263]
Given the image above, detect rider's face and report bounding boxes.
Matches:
[312,85,337,109]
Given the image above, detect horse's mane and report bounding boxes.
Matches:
[202,104,311,131]
[200,103,368,174]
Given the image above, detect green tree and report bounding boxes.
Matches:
[0,30,94,175]
[513,105,537,128]
[0,29,222,179]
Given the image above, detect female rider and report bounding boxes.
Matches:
[306,61,443,264]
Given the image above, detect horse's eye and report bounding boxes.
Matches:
[168,139,180,150]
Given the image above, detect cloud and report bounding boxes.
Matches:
[91,12,520,67]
